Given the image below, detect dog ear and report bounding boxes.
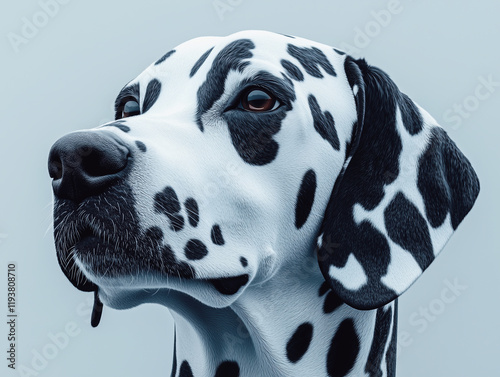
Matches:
[316,56,480,310]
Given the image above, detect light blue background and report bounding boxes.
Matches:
[1,0,498,376]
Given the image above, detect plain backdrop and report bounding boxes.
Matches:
[1,0,499,376]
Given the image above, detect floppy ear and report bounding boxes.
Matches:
[317,56,480,310]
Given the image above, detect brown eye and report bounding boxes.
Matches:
[240,88,279,112]
[120,99,140,118]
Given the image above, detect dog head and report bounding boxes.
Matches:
[48,30,479,323]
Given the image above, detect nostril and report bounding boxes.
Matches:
[48,131,131,201]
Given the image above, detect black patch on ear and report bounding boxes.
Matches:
[108,121,130,133]
[327,319,360,377]
[184,198,199,227]
[143,79,162,113]
[155,49,176,65]
[417,127,480,230]
[318,60,404,310]
[286,322,314,363]
[135,140,147,152]
[211,224,225,245]
[334,48,346,55]
[295,169,317,229]
[196,39,255,131]
[398,93,423,135]
[308,95,340,151]
[190,47,214,78]
[154,186,185,231]
[184,239,208,260]
[287,44,336,78]
[323,291,343,314]
[224,71,295,165]
[281,59,304,81]
[384,192,434,270]
[215,361,240,377]
[179,360,193,377]
[209,274,249,295]
[365,307,392,377]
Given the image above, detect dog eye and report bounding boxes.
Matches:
[239,88,280,112]
[120,99,140,118]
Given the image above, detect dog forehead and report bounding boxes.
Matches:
[133,30,344,84]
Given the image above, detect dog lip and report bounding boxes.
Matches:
[208,274,249,295]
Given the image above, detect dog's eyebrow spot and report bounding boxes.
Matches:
[286,322,314,363]
[327,319,360,376]
[107,121,130,133]
[281,59,304,81]
[334,48,346,55]
[143,79,162,114]
[190,47,214,78]
[196,39,255,131]
[184,239,209,260]
[287,44,336,78]
[155,49,176,65]
[308,94,340,151]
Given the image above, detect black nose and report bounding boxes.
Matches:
[48,131,130,202]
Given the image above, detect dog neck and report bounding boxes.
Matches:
[147,261,398,377]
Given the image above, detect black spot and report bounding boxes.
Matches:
[224,71,296,165]
[398,93,423,135]
[308,95,340,151]
[184,198,199,227]
[281,59,304,81]
[190,47,214,77]
[108,121,130,133]
[155,49,176,65]
[184,239,208,260]
[386,301,398,377]
[143,79,162,114]
[286,322,313,363]
[280,33,296,39]
[384,192,434,271]
[317,59,406,310]
[334,48,346,55]
[144,226,164,245]
[365,307,392,377]
[135,140,147,152]
[318,281,330,296]
[240,257,248,267]
[211,224,225,245]
[196,39,255,131]
[295,169,317,229]
[214,361,240,377]
[179,360,193,377]
[209,274,249,295]
[170,330,177,377]
[114,83,140,120]
[287,44,336,78]
[154,186,184,231]
[417,127,480,230]
[161,244,195,279]
[327,319,360,377]
[323,291,343,314]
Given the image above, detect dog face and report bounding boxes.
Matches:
[48,30,479,318]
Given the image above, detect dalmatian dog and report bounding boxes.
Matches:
[48,30,479,377]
